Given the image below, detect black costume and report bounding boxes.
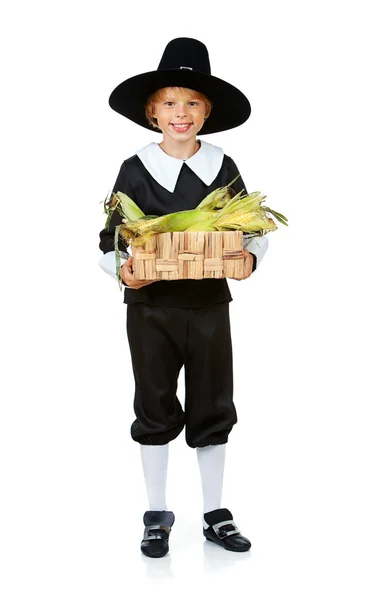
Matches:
[99,140,266,447]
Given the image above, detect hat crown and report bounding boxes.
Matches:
[157,37,211,75]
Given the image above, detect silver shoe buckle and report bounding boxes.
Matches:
[143,525,169,541]
[212,519,240,539]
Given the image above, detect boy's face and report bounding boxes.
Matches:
[152,88,207,142]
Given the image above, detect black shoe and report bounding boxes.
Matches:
[140,510,175,558]
[203,508,251,552]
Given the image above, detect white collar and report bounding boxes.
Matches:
[136,140,224,193]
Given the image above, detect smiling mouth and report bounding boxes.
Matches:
[171,123,193,129]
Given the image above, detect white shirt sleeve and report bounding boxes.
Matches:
[242,235,269,268]
[99,250,130,286]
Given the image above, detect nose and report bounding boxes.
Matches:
[175,103,188,118]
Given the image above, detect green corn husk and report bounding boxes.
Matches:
[105,191,146,222]
[114,223,123,290]
[184,223,218,232]
[196,174,242,210]
[119,200,279,247]
[262,206,288,226]
[104,192,150,289]
[220,191,264,216]
[119,210,218,248]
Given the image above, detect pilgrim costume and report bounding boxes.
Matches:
[99,37,268,557]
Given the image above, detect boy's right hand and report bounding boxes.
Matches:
[121,256,160,289]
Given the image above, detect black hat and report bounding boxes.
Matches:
[108,37,251,135]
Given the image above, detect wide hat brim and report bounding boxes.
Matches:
[109,68,251,135]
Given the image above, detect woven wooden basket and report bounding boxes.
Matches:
[131,231,244,280]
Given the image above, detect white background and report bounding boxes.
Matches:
[1,0,379,598]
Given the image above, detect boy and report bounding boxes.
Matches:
[99,37,268,558]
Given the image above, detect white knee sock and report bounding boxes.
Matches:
[196,443,226,529]
[140,443,169,511]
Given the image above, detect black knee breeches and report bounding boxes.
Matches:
[126,301,237,448]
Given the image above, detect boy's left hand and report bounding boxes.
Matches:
[229,249,255,280]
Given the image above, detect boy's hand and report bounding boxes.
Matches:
[229,249,255,280]
[121,256,160,289]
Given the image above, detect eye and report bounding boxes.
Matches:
[189,102,198,106]
[164,102,174,106]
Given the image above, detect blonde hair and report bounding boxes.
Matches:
[145,87,213,130]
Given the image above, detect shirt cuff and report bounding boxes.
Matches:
[243,235,269,269]
[99,250,130,286]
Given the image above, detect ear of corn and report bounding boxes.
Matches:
[220,191,262,215]
[195,186,225,211]
[195,174,242,211]
[185,224,218,231]
[103,191,146,225]
[158,210,216,232]
[109,191,146,221]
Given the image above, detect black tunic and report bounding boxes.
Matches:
[99,152,256,307]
